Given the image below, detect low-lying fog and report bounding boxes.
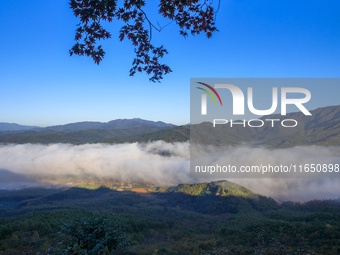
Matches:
[0,141,339,202]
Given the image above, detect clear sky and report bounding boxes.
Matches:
[0,0,339,126]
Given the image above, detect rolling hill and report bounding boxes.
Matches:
[1,107,339,254]
[112,104,340,147]
[0,118,173,132]
[0,105,339,147]
[0,118,175,144]
[0,123,39,131]
[1,180,340,254]
[32,118,174,132]
[100,125,190,143]
[0,180,278,217]
[0,126,169,144]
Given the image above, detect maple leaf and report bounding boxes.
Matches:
[69,0,219,82]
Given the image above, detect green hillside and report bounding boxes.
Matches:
[157,181,278,214]
[168,181,258,197]
[1,181,340,254]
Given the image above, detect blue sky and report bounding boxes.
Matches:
[0,0,339,126]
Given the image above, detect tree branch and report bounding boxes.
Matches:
[70,0,220,82]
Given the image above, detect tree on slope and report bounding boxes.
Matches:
[51,213,128,254]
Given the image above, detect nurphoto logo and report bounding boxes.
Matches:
[196,81,312,128]
[190,78,339,179]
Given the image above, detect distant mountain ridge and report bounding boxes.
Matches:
[0,118,176,144]
[103,104,340,147]
[1,105,340,146]
[0,118,174,132]
[0,123,39,132]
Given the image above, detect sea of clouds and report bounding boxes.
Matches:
[0,141,339,201]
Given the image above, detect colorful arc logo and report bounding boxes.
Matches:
[196,82,223,106]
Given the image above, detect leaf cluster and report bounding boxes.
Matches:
[69,0,219,82]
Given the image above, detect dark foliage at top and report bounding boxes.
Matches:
[69,0,219,82]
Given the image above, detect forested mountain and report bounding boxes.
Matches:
[0,123,39,131]
[0,181,340,254]
[0,126,169,144]
[1,105,339,146]
[32,118,174,132]
[0,118,173,132]
[0,119,175,144]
